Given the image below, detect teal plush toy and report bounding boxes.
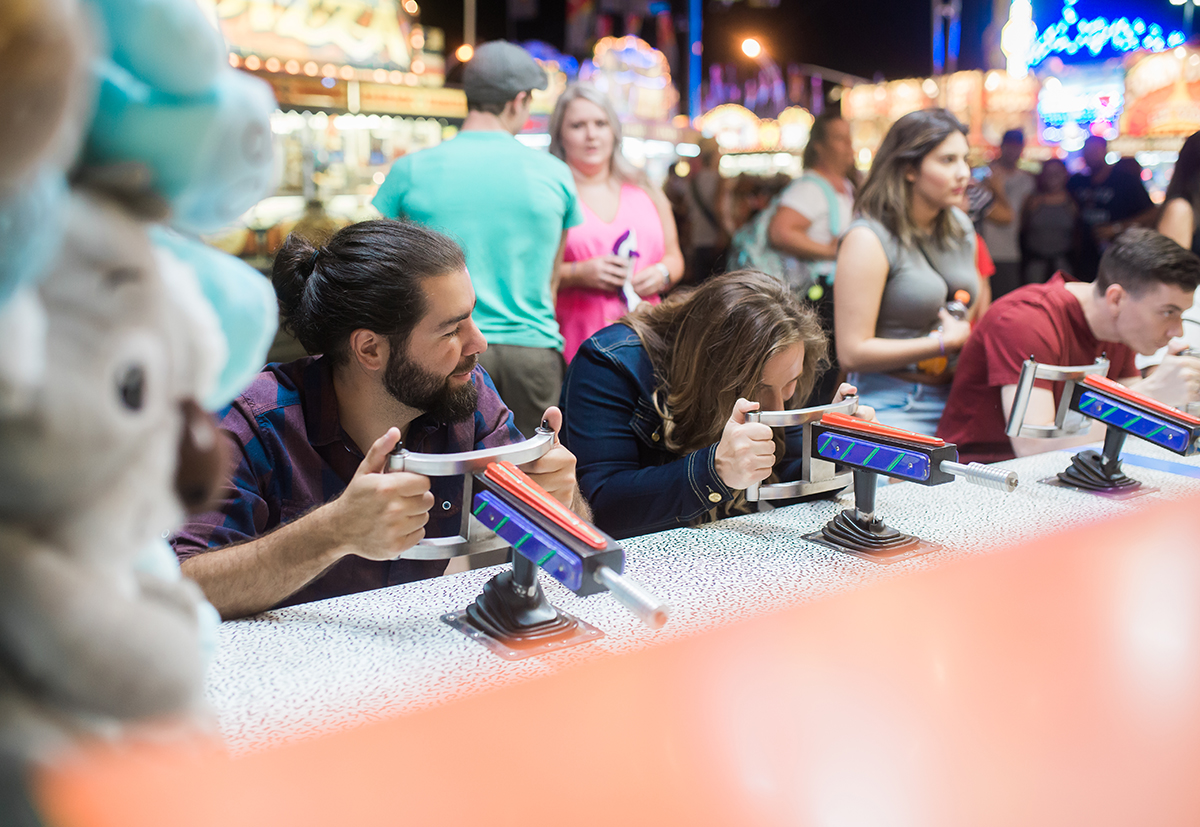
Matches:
[0,0,279,410]
[84,0,277,236]
[150,227,278,409]
[81,0,280,405]
[80,0,280,403]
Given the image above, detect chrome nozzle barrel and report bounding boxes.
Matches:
[594,566,671,629]
[939,460,1018,493]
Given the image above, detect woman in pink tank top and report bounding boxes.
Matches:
[549,84,685,362]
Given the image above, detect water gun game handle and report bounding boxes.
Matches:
[386,428,556,560]
[803,414,1018,562]
[439,454,671,660]
[1005,357,1200,494]
[744,396,859,503]
[1059,374,1200,493]
[1004,357,1110,441]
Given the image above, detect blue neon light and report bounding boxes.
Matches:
[1030,0,1186,67]
[1076,390,1194,454]
[814,434,932,482]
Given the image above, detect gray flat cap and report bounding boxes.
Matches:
[462,40,548,104]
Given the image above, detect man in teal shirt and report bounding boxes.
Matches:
[373,40,583,436]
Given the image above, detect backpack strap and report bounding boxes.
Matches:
[798,171,843,238]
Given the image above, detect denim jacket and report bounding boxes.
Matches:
[560,324,810,539]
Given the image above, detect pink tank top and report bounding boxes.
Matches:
[556,183,666,363]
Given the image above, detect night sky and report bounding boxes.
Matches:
[420,0,998,85]
[420,0,1200,93]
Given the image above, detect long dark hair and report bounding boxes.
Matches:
[272,220,465,365]
[622,270,828,455]
[1164,130,1200,217]
[855,108,968,247]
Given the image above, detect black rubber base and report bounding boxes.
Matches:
[823,511,920,555]
[802,511,930,563]
[463,569,579,648]
[803,527,933,564]
[443,609,603,661]
[1057,450,1141,493]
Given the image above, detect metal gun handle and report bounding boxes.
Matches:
[744,397,859,501]
[387,428,556,559]
[1004,359,1040,439]
[387,429,554,477]
[750,396,858,428]
[1004,357,1110,440]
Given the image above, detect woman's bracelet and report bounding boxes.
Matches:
[936,329,946,356]
[658,263,671,291]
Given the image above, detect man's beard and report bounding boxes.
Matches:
[383,347,479,423]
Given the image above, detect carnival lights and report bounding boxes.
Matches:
[1025,0,1186,67]
[1001,0,1037,78]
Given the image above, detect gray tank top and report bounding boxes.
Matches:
[848,208,978,340]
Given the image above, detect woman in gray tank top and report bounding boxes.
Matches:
[833,109,979,435]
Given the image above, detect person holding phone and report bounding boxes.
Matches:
[833,109,978,436]
[549,84,685,363]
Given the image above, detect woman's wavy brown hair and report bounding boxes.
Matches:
[855,108,968,248]
[622,270,828,455]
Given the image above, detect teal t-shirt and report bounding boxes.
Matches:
[372,131,583,350]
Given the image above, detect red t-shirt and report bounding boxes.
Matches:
[936,273,1139,463]
[975,233,995,279]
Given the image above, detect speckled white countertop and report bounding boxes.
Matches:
[205,443,1200,754]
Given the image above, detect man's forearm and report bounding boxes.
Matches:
[776,234,838,261]
[768,218,837,260]
[180,507,344,620]
[570,486,593,523]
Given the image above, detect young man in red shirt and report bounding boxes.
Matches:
[938,228,1200,463]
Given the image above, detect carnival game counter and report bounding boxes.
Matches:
[206,445,1200,754]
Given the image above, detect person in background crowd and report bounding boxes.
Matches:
[548,84,684,363]
[1067,135,1156,282]
[286,199,347,247]
[973,232,994,319]
[730,174,774,230]
[833,108,978,436]
[664,162,690,255]
[1143,130,1200,367]
[956,172,998,322]
[1158,130,1200,252]
[767,113,856,406]
[1112,155,1146,184]
[679,138,732,283]
[938,228,1200,463]
[980,129,1036,299]
[372,40,582,436]
[1020,158,1077,286]
[559,270,871,539]
[172,221,586,619]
